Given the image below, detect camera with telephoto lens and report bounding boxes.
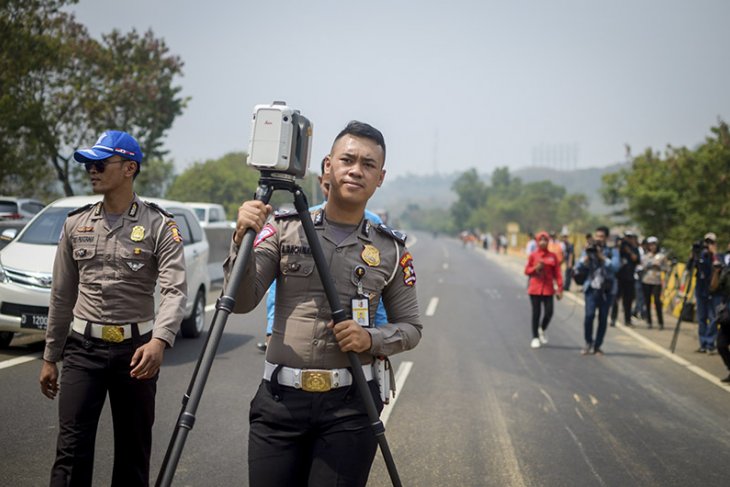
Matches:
[247,101,313,179]
[690,239,706,260]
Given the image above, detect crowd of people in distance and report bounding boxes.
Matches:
[519,228,730,382]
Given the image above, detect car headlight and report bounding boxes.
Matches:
[0,257,7,283]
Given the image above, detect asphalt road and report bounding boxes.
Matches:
[2,232,729,486]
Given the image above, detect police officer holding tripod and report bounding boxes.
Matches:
[225,121,422,486]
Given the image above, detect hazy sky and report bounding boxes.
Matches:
[69,0,730,179]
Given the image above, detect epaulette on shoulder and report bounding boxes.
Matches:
[376,224,407,245]
[144,201,174,218]
[274,209,298,220]
[67,203,95,217]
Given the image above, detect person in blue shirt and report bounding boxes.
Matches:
[256,159,388,351]
[573,225,621,355]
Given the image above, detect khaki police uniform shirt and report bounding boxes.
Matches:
[224,208,422,369]
[44,195,187,362]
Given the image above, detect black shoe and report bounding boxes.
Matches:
[625,322,635,328]
[695,347,707,353]
[707,348,717,356]
[610,320,616,327]
[256,342,267,352]
[721,375,730,384]
[593,348,604,356]
[658,325,664,330]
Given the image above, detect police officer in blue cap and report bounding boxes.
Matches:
[39,130,187,487]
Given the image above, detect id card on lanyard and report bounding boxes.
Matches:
[352,265,371,327]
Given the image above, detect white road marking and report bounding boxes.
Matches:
[381,361,413,426]
[539,387,558,413]
[425,297,439,317]
[565,426,607,486]
[0,352,42,370]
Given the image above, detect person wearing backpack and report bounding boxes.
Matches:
[573,226,621,355]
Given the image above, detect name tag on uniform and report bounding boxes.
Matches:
[352,296,371,327]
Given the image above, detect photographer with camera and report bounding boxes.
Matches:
[573,226,621,355]
[709,245,730,383]
[695,232,721,353]
[610,231,640,327]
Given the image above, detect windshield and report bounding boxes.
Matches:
[192,208,205,221]
[0,202,18,214]
[18,207,70,245]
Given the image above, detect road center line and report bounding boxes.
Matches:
[425,297,439,317]
[0,352,42,370]
[381,361,413,426]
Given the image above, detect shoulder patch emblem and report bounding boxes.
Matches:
[167,221,183,243]
[254,223,277,247]
[399,251,416,286]
[375,224,407,245]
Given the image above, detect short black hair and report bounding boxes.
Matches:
[595,225,610,236]
[333,121,386,164]
[320,157,327,175]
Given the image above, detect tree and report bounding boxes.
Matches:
[449,166,591,236]
[450,168,488,231]
[165,152,324,219]
[600,121,730,257]
[166,152,259,219]
[0,1,187,197]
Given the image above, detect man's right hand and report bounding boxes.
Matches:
[40,360,59,399]
[233,200,273,246]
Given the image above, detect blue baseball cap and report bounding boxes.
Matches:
[74,130,143,164]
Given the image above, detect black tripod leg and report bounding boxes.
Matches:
[291,188,403,487]
[156,182,275,487]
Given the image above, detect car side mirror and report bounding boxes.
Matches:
[0,228,18,241]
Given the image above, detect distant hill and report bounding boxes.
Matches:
[369,163,627,218]
[512,163,627,215]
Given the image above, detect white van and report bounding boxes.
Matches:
[187,202,229,227]
[0,196,211,347]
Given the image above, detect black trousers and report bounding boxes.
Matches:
[529,295,554,338]
[642,283,664,327]
[50,330,156,487]
[248,376,384,487]
[718,324,730,371]
[611,279,636,325]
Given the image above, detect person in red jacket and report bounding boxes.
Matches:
[525,231,564,349]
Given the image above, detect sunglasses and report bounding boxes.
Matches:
[84,159,127,173]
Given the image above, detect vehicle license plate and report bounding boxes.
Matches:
[20,313,48,330]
